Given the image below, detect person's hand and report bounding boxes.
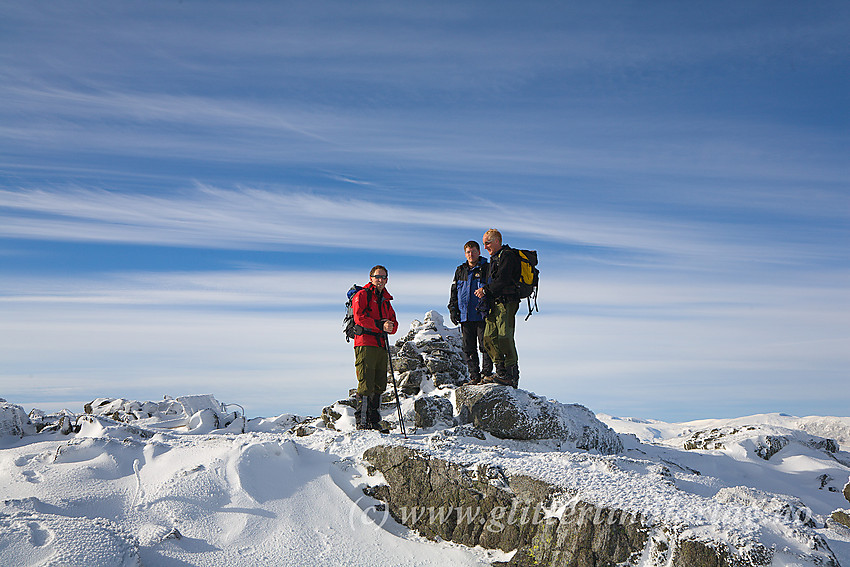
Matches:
[474,288,486,299]
[382,320,394,333]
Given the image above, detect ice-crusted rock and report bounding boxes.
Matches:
[391,311,467,390]
[455,384,623,454]
[714,486,816,527]
[0,401,34,438]
[414,395,454,430]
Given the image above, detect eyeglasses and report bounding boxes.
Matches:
[371,274,388,280]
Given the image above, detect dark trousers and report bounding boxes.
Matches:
[460,320,493,378]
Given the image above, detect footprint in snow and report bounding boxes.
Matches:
[22,470,43,483]
[27,521,53,547]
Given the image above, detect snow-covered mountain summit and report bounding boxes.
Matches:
[1,312,849,566]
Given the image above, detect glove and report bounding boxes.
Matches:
[450,312,460,326]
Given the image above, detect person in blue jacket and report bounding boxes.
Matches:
[448,240,493,384]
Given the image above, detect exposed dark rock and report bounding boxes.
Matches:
[830,509,850,530]
[683,426,759,451]
[414,396,455,429]
[321,404,343,430]
[397,369,426,395]
[455,384,623,454]
[362,445,783,567]
[391,311,467,388]
[434,424,488,440]
[845,478,850,504]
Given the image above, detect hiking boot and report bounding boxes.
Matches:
[354,394,364,428]
[367,394,382,426]
[491,373,514,387]
[484,363,508,385]
[505,365,519,388]
[467,369,482,385]
[481,354,493,378]
[355,394,372,430]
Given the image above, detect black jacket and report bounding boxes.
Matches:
[484,244,521,302]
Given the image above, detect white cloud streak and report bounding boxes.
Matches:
[2,266,847,419]
[1,185,841,272]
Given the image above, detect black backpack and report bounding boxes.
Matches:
[515,249,539,320]
[343,284,373,342]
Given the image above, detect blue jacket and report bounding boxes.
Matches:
[448,257,489,323]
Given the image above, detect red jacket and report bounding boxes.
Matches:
[352,282,398,348]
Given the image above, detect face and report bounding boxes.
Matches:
[482,233,501,256]
[370,270,388,291]
[465,246,481,265]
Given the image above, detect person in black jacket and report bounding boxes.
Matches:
[474,228,521,387]
[448,241,493,384]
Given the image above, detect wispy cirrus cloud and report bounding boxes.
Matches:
[0,184,839,272]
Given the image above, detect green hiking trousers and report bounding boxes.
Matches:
[483,300,519,368]
[354,345,389,396]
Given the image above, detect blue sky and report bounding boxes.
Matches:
[1,1,848,421]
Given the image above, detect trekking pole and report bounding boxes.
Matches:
[384,332,407,438]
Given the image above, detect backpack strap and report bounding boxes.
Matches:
[355,287,385,340]
[524,292,538,321]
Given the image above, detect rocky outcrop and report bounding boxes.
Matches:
[391,311,467,391]
[713,486,815,527]
[85,394,245,433]
[413,395,454,429]
[681,425,839,460]
[844,478,850,504]
[831,509,850,530]
[362,445,801,567]
[455,384,623,454]
[324,311,467,430]
[0,400,34,437]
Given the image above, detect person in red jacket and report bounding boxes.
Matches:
[351,265,399,429]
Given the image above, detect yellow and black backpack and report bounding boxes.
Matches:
[515,249,539,320]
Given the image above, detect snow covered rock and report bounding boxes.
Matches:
[413,395,454,429]
[391,311,467,391]
[714,486,816,527]
[0,401,34,438]
[681,424,839,460]
[455,384,623,454]
[362,444,837,567]
[84,394,243,433]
